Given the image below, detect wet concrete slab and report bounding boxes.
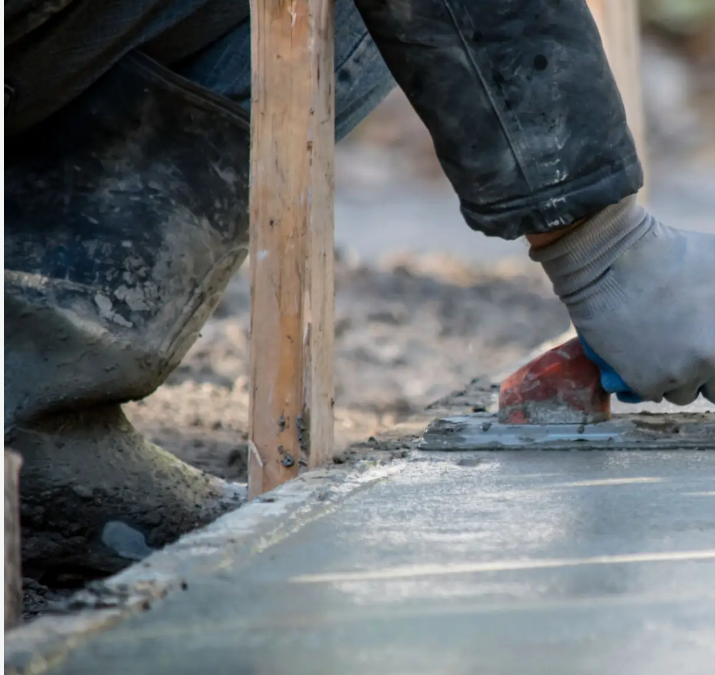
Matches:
[21,449,715,675]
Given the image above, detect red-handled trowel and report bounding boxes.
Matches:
[419,338,715,451]
[498,337,610,426]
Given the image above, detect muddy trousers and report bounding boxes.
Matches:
[4,0,642,571]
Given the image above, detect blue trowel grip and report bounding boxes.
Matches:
[577,334,643,404]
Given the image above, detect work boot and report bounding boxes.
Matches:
[15,405,244,578]
[5,53,251,577]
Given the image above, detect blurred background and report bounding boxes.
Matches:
[127,0,715,482]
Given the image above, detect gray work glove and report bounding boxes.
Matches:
[531,196,715,405]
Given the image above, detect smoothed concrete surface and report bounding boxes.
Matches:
[33,450,715,675]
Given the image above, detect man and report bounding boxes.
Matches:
[5,0,714,577]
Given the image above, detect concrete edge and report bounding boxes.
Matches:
[4,461,406,675]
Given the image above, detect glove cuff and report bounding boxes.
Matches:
[530,195,652,305]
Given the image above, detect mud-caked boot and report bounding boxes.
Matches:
[5,53,251,578]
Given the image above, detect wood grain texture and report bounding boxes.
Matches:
[248,0,335,498]
[5,449,23,630]
[587,0,649,201]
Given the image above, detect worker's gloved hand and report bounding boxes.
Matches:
[531,196,715,405]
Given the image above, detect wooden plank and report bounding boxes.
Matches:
[248,0,335,498]
[587,0,649,201]
[5,449,23,630]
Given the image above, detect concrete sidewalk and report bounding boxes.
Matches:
[8,443,715,675]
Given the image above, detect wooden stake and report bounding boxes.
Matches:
[5,449,23,630]
[587,0,649,201]
[248,0,335,498]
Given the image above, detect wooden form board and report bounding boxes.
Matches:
[248,0,335,498]
[587,0,648,200]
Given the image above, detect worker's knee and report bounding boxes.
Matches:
[4,54,251,436]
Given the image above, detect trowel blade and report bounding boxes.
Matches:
[418,413,715,451]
